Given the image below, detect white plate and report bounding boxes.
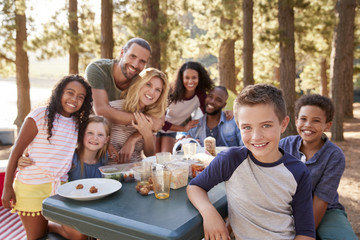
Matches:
[57,178,122,201]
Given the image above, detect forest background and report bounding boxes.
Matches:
[0,0,359,139]
[0,0,359,237]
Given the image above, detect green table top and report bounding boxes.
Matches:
[42,181,227,240]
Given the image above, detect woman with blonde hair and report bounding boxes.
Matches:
[109,67,169,163]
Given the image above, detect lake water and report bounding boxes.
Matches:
[0,78,57,128]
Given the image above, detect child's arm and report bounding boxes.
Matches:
[294,235,315,240]
[1,118,38,208]
[168,119,199,132]
[187,185,230,240]
[313,195,328,229]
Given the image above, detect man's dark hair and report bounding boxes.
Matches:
[123,38,151,53]
[214,86,228,97]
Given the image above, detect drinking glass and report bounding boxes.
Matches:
[151,164,171,199]
[183,142,197,160]
[156,152,172,165]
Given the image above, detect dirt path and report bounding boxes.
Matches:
[332,103,360,237]
[1,104,360,236]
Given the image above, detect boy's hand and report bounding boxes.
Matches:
[202,208,230,240]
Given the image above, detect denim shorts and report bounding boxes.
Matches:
[156,131,177,139]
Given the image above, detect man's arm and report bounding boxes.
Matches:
[92,88,134,125]
[186,185,230,240]
[92,88,164,131]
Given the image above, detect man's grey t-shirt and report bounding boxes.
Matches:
[85,59,122,101]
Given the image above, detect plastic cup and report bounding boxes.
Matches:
[133,166,151,186]
[183,142,197,160]
[151,164,171,199]
[155,152,172,165]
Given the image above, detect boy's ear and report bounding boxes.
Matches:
[325,121,332,131]
[280,116,290,133]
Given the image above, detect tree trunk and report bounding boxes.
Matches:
[342,0,355,118]
[159,0,168,71]
[242,0,254,87]
[273,67,280,82]
[219,34,236,93]
[330,0,356,141]
[69,0,79,74]
[14,0,31,130]
[143,0,161,69]
[320,57,328,97]
[101,0,114,59]
[278,0,296,137]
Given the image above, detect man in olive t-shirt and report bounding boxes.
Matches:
[85,38,162,162]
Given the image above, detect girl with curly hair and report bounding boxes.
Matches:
[108,67,169,163]
[156,61,214,153]
[1,75,93,240]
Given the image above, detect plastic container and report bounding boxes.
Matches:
[133,165,151,182]
[189,162,205,179]
[98,165,124,181]
[166,161,189,189]
[99,162,142,182]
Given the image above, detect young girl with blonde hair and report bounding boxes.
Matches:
[18,115,112,240]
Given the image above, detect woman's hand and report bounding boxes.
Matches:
[132,112,154,138]
[107,144,119,164]
[183,119,199,132]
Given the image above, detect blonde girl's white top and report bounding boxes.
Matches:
[16,106,78,192]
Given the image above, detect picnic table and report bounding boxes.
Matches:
[42,180,227,240]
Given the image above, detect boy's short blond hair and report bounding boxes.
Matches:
[234,84,287,124]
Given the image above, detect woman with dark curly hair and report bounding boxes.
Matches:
[156,61,214,153]
[1,75,93,240]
